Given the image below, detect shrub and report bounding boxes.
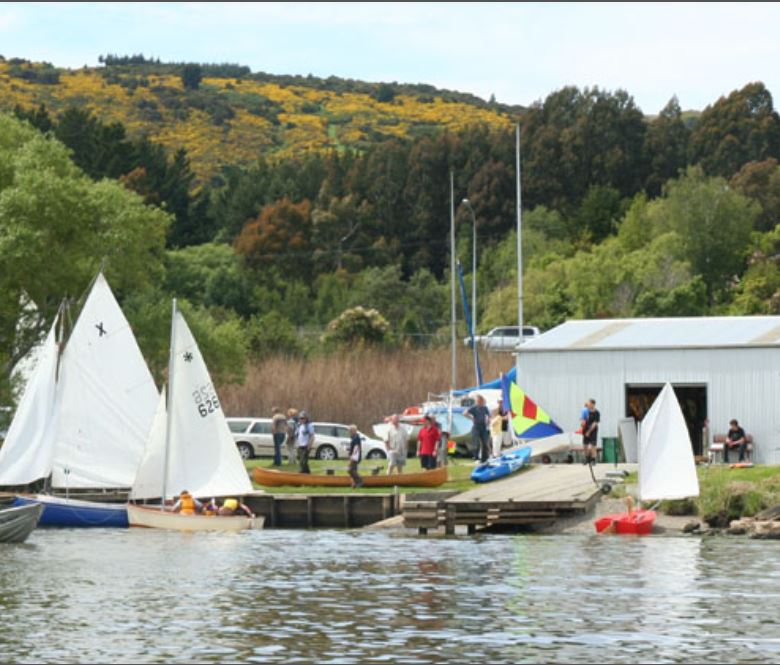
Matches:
[321,306,390,349]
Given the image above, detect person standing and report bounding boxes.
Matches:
[583,399,600,465]
[384,414,409,476]
[285,408,299,465]
[724,419,748,463]
[347,424,364,488]
[296,411,315,474]
[490,407,504,458]
[466,394,491,463]
[271,406,287,467]
[417,414,441,470]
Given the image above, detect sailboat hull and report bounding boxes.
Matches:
[252,464,447,488]
[0,503,44,542]
[127,504,259,531]
[13,494,128,528]
[594,509,656,535]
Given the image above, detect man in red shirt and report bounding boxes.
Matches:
[417,415,441,470]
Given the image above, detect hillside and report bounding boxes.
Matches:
[0,57,515,180]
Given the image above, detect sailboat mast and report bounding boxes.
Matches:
[160,298,177,509]
[515,123,523,377]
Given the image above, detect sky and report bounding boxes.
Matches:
[1,2,779,113]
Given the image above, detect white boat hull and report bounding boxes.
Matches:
[127,504,260,531]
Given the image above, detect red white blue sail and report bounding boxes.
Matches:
[501,373,562,439]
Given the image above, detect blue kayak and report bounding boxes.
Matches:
[13,494,129,528]
[471,446,532,483]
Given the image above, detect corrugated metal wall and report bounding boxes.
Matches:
[517,348,780,464]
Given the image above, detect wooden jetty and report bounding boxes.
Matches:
[243,492,401,528]
[404,464,606,534]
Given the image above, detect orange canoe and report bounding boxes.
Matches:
[252,465,448,488]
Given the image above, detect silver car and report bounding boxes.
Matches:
[227,417,387,461]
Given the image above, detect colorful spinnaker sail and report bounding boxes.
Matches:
[501,373,562,439]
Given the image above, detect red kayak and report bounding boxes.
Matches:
[594,509,656,535]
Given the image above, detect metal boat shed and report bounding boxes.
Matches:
[515,317,780,464]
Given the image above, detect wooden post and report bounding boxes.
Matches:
[445,505,455,535]
[269,497,277,528]
[343,496,351,528]
[307,496,314,528]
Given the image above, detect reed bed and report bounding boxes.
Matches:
[219,348,510,433]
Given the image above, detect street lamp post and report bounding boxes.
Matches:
[461,198,479,383]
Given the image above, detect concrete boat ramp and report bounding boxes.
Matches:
[404,464,635,534]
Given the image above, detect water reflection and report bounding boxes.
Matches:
[0,529,778,663]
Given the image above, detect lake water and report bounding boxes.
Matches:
[0,529,778,663]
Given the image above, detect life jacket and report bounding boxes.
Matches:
[179,492,196,515]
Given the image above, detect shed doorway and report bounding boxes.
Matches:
[625,384,707,457]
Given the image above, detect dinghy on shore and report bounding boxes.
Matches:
[594,383,699,536]
[252,464,447,488]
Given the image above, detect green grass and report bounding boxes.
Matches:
[620,465,780,524]
[245,456,487,494]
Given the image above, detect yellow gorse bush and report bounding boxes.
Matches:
[0,60,512,180]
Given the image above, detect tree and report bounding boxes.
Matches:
[658,167,759,303]
[234,197,313,279]
[644,96,690,196]
[181,63,203,90]
[689,82,780,177]
[0,113,171,389]
[322,306,390,348]
[730,158,780,232]
[520,86,648,211]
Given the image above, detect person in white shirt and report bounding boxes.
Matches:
[296,411,316,474]
[384,414,409,476]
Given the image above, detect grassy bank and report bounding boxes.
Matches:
[620,466,780,526]
[246,456,486,495]
[221,348,510,434]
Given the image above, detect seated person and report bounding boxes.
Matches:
[218,497,255,518]
[171,489,202,515]
[724,419,748,463]
[203,497,219,516]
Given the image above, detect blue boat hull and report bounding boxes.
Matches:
[13,495,128,528]
[471,446,532,483]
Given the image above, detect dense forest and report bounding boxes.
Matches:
[2,56,780,410]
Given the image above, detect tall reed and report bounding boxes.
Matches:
[219,348,510,433]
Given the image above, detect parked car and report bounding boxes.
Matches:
[463,325,540,352]
[226,417,387,461]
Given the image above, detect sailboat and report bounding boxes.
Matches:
[2,274,159,527]
[127,301,257,532]
[594,383,700,535]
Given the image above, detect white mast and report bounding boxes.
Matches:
[160,298,177,508]
[515,123,523,376]
[449,170,456,435]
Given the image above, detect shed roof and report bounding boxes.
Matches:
[518,316,780,352]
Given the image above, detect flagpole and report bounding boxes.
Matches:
[515,123,523,377]
[449,169,456,436]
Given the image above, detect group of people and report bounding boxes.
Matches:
[271,406,317,474]
[465,394,511,463]
[171,490,255,518]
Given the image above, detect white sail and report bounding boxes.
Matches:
[131,308,251,500]
[638,383,700,502]
[129,390,168,500]
[51,273,158,488]
[0,319,61,485]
